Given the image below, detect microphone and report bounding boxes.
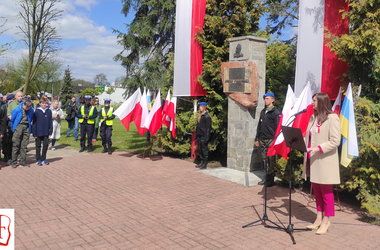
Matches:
[293,109,307,116]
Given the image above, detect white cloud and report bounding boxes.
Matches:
[74,0,98,11]
[0,0,126,83]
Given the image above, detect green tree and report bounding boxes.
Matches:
[325,0,380,102]
[264,0,299,41]
[17,0,63,93]
[60,66,74,108]
[113,0,174,96]
[0,18,12,57]
[265,39,296,110]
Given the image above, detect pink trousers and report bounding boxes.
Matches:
[312,183,335,217]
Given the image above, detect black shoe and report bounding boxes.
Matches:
[20,163,30,167]
[102,146,107,153]
[88,148,92,153]
[266,175,276,187]
[195,160,204,168]
[73,138,78,142]
[108,147,112,155]
[79,148,85,152]
[199,161,208,169]
[258,180,265,185]
[11,163,17,168]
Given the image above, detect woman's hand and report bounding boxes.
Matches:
[307,147,319,154]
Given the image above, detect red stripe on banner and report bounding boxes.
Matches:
[321,0,349,99]
[121,111,134,131]
[149,108,163,135]
[190,0,207,97]
[132,103,147,136]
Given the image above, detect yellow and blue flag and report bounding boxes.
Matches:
[147,89,152,111]
[339,83,359,167]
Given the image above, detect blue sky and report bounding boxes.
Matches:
[0,0,134,83]
[1,1,296,84]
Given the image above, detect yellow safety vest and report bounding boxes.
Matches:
[78,105,95,124]
[100,107,114,126]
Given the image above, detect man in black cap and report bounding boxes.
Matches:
[100,99,115,155]
[77,96,98,152]
[255,92,281,187]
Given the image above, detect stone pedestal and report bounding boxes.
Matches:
[226,36,267,172]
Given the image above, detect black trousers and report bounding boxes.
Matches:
[100,124,112,147]
[80,123,94,149]
[36,136,49,161]
[197,140,209,160]
[2,126,12,160]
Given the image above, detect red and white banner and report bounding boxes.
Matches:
[162,90,171,128]
[113,89,141,131]
[144,90,163,135]
[332,87,342,115]
[295,0,349,99]
[173,0,207,97]
[167,96,177,138]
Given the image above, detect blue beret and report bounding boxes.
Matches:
[104,99,110,103]
[199,102,207,106]
[6,94,14,100]
[263,92,275,99]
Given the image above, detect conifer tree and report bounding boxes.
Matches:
[60,65,74,108]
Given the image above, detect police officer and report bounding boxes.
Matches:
[100,99,115,155]
[255,92,281,187]
[2,94,14,164]
[195,102,212,169]
[77,96,98,152]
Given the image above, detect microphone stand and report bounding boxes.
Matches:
[242,113,311,244]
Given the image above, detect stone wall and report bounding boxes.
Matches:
[227,36,267,172]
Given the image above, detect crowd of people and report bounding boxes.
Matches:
[0,91,115,169]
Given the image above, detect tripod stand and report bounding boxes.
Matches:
[242,116,311,245]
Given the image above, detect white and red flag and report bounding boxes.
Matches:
[144,90,163,135]
[267,83,314,161]
[166,96,177,138]
[140,88,150,131]
[173,0,207,97]
[113,88,141,131]
[295,0,349,98]
[332,87,342,115]
[162,90,171,128]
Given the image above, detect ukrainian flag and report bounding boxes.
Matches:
[147,89,152,111]
[339,83,359,167]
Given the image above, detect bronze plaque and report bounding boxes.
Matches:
[229,68,245,80]
[228,82,245,92]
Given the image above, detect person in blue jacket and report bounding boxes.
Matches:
[10,99,34,168]
[32,99,53,166]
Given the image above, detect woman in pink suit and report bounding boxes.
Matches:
[303,92,341,235]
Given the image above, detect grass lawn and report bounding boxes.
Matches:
[58,119,150,155]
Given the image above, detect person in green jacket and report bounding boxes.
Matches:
[100,99,115,155]
[92,97,101,142]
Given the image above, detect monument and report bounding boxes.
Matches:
[222,36,267,172]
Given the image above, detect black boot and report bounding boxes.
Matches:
[266,174,276,187]
[195,159,204,168]
[258,179,265,185]
[88,147,92,153]
[199,160,208,169]
[108,146,112,155]
[102,145,107,153]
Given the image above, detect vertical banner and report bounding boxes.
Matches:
[173,0,207,97]
[295,0,349,99]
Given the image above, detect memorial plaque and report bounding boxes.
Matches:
[229,68,245,80]
[229,82,245,92]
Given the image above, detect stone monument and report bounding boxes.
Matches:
[222,36,267,172]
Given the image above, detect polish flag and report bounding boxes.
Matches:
[173,0,207,97]
[162,90,171,128]
[113,88,141,131]
[295,0,349,98]
[166,96,177,138]
[332,87,342,115]
[267,83,314,161]
[144,90,162,135]
[140,88,150,132]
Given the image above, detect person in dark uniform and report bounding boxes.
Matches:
[77,96,98,152]
[1,94,14,164]
[195,102,212,169]
[100,99,115,155]
[255,92,281,187]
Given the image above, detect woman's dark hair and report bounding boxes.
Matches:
[313,92,334,123]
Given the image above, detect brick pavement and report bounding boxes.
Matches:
[0,147,379,249]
